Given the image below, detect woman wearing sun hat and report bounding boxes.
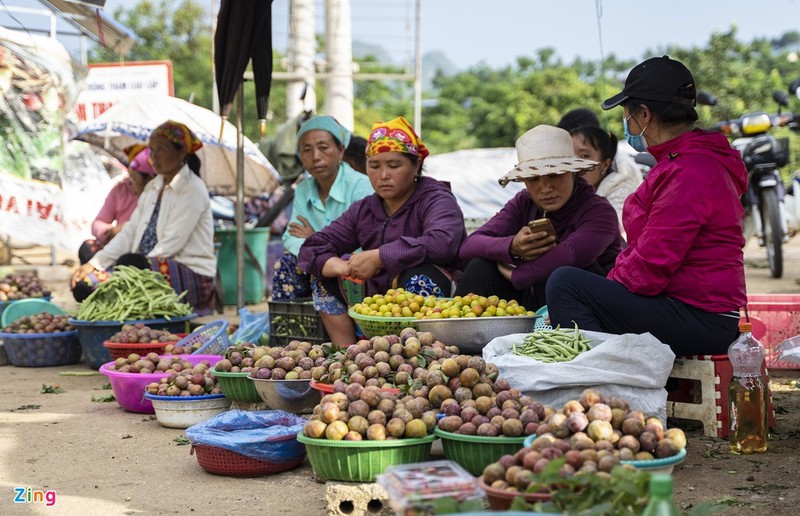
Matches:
[455,124,623,310]
[298,116,467,346]
[546,56,748,355]
[77,144,158,264]
[271,115,374,301]
[70,120,217,315]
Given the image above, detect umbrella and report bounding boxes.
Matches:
[71,93,282,199]
[214,0,273,137]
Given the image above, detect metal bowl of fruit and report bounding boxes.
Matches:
[248,377,321,414]
[416,315,538,354]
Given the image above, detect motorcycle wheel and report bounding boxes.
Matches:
[761,187,783,278]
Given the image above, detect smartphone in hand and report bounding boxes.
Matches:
[528,218,557,241]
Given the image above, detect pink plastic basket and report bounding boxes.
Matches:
[744,294,800,369]
[99,354,222,413]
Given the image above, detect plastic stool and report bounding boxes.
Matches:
[666,354,777,438]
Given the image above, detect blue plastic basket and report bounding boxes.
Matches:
[533,305,552,330]
[0,330,81,367]
[186,320,232,355]
[69,314,197,369]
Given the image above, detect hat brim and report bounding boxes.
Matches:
[601,92,629,110]
[498,157,598,187]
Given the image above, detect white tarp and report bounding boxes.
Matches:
[424,148,524,220]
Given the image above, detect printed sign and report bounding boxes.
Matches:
[75,60,174,123]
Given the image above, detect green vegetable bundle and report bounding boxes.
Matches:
[75,265,193,322]
[512,324,591,362]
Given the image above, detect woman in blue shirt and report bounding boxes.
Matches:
[271,115,374,300]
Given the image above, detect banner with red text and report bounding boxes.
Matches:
[0,28,112,252]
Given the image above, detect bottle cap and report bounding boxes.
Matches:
[739,322,752,332]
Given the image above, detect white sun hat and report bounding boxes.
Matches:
[498,125,599,187]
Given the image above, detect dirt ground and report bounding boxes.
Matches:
[1,239,800,515]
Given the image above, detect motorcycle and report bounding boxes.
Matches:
[698,86,800,278]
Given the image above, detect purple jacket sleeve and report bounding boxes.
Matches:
[378,189,465,277]
[459,193,526,264]
[297,201,363,277]
[510,201,619,289]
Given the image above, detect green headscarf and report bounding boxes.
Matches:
[296,115,352,149]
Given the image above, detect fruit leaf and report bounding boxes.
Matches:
[91,394,116,402]
[40,384,64,394]
[322,343,343,358]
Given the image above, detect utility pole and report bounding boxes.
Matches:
[287,0,316,118]
[413,0,422,135]
[324,0,354,130]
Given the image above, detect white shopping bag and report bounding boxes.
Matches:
[483,331,675,422]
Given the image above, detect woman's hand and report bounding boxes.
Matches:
[347,250,383,281]
[321,257,351,278]
[510,226,557,261]
[70,262,98,289]
[287,215,315,239]
[498,262,514,282]
[106,223,124,241]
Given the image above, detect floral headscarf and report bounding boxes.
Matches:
[151,120,203,154]
[366,116,429,161]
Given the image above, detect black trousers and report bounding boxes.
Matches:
[454,257,543,310]
[545,266,739,356]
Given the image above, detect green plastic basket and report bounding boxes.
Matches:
[212,369,262,402]
[347,308,418,338]
[433,428,527,476]
[1,298,65,328]
[297,432,436,482]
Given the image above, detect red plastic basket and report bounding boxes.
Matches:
[190,444,305,477]
[744,294,800,369]
[103,341,169,361]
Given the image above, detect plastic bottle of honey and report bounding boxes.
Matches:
[727,321,768,453]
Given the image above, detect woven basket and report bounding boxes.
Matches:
[191,444,305,477]
[434,428,527,476]
[103,341,170,361]
[186,321,231,355]
[212,369,262,402]
[347,308,418,339]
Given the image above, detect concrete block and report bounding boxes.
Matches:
[325,481,392,516]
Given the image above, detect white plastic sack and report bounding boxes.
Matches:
[483,331,675,422]
[777,335,800,365]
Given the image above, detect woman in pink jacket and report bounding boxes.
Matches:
[546,56,748,355]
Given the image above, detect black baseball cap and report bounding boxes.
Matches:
[601,56,697,110]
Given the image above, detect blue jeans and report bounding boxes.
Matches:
[545,266,739,356]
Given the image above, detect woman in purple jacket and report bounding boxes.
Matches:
[455,125,623,310]
[298,116,466,345]
[545,56,748,355]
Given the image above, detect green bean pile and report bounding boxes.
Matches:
[75,265,193,322]
[512,324,591,362]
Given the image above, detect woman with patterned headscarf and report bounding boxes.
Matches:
[70,120,217,315]
[298,116,467,346]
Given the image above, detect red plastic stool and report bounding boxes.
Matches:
[666,354,777,438]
